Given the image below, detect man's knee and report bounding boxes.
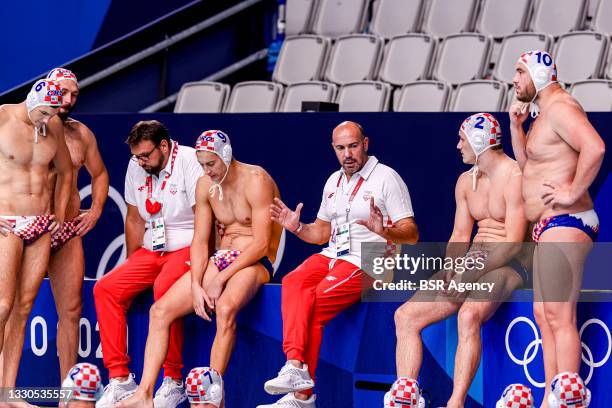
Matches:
[457,306,483,335]
[533,303,547,327]
[93,277,111,302]
[0,301,13,324]
[395,303,425,333]
[543,304,575,332]
[149,301,173,328]
[216,301,239,331]
[58,300,82,323]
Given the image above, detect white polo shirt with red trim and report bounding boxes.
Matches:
[124,142,203,252]
[316,156,414,269]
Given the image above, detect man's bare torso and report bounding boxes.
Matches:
[523,93,594,222]
[0,104,58,215]
[207,163,282,262]
[47,118,88,219]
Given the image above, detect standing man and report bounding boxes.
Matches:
[259,121,419,408]
[510,50,604,406]
[387,113,529,408]
[117,130,282,408]
[45,67,109,381]
[0,79,72,398]
[93,120,203,408]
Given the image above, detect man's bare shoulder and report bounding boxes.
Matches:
[68,119,97,142]
[0,104,17,125]
[548,93,585,121]
[456,170,472,189]
[243,163,276,185]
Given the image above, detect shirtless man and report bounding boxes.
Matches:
[0,79,72,396]
[43,68,109,382]
[387,113,528,408]
[510,50,604,407]
[117,129,281,408]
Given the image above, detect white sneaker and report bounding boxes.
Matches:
[264,363,314,395]
[95,374,137,408]
[257,393,316,408]
[153,377,187,408]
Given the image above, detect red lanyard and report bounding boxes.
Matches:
[145,141,178,214]
[333,172,365,222]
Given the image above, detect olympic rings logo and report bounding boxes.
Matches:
[505,316,611,387]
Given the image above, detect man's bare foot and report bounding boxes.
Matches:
[114,390,152,408]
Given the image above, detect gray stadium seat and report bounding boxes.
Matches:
[421,0,479,39]
[493,32,553,84]
[432,33,491,85]
[336,81,391,112]
[311,0,368,37]
[279,81,338,112]
[449,80,508,112]
[476,0,532,39]
[324,34,384,85]
[378,34,436,86]
[174,81,230,113]
[570,80,612,111]
[272,35,330,85]
[554,32,609,84]
[592,0,612,35]
[530,0,587,38]
[394,81,450,112]
[286,0,318,35]
[225,81,284,113]
[369,0,424,38]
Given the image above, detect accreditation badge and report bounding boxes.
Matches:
[151,217,167,252]
[335,221,351,257]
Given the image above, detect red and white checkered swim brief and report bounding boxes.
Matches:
[210,249,242,272]
[51,218,78,252]
[0,215,51,245]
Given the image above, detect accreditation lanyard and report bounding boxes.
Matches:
[332,172,365,224]
[145,141,178,215]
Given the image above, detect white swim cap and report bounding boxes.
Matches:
[460,112,502,191]
[518,50,558,118]
[185,367,224,407]
[496,384,534,408]
[384,377,425,408]
[548,372,591,408]
[61,363,103,403]
[25,79,63,143]
[195,130,232,201]
[47,67,78,86]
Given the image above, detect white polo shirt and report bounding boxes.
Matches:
[317,156,414,269]
[125,142,203,252]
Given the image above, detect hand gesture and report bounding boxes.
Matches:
[75,208,102,236]
[509,102,529,128]
[355,197,384,235]
[270,198,302,232]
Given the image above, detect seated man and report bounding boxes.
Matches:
[118,130,282,408]
[387,113,530,408]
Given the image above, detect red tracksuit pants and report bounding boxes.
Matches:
[93,247,190,379]
[282,254,368,391]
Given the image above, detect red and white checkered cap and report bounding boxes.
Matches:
[548,372,591,408]
[387,377,422,407]
[518,50,557,92]
[195,130,232,168]
[61,363,103,402]
[185,367,223,406]
[496,384,534,408]
[26,79,63,112]
[47,67,78,86]
[459,112,502,157]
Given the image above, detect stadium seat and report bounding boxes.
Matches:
[286,0,318,35]
[174,81,230,113]
[378,34,436,86]
[570,80,612,111]
[369,0,424,38]
[475,0,532,39]
[421,0,479,39]
[529,0,587,38]
[394,81,450,112]
[449,80,508,112]
[592,0,612,35]
[432,33,491,85]
[225,81,284,113]
[272,35,331,85]
[493,32,553,84]
[605,43,612,79]
[324,34,384,85]
[279,81,338,112]
[311,0,368,37]
[554,32,609,84]
[336,81,391,112]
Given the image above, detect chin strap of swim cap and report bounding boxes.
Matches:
[460,113,502,191]
[195,130,233,201]
[518,50,558,118]
[26,79,62,144]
